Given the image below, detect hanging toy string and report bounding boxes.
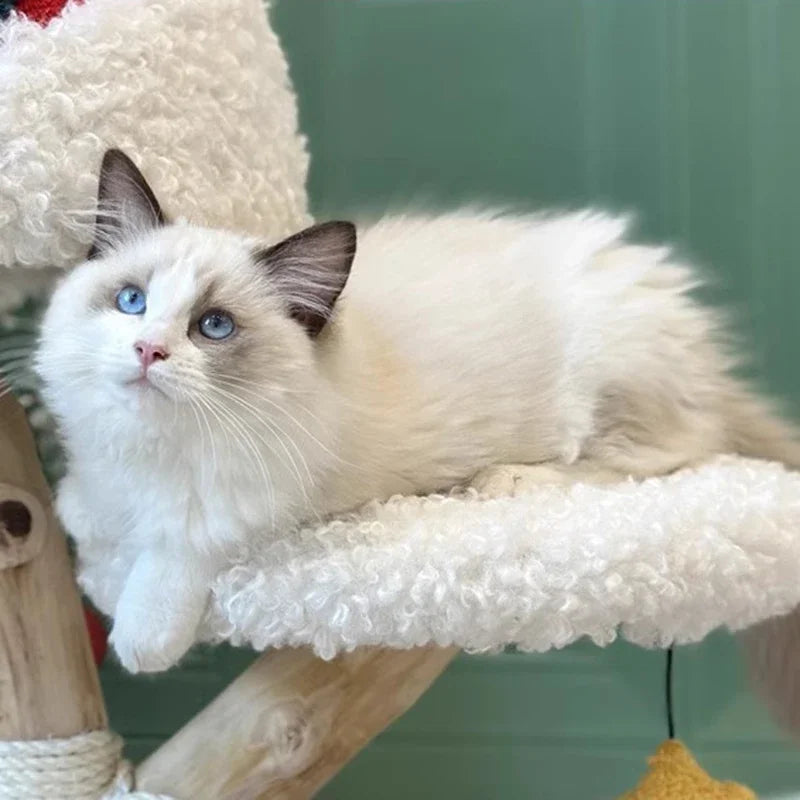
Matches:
[665,645,675,739]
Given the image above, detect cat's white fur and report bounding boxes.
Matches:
[36,154,800,675]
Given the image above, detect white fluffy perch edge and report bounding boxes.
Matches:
[194,457,800,660]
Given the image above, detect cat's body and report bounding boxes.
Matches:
[300,210,800,507]
[35,151,800,679]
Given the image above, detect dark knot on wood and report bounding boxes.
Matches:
[0,500,32,540]
[0,486,45,569]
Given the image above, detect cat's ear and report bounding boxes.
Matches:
[254,221,357,338]
[88,149,166,259]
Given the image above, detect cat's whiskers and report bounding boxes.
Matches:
[185,393,217,489]
[207,383,316,513]
[0,356,36,372]
[136,371,220,486]
[225,380,358,470]
[207,394,290,521]
[170,363,322,521]
[174,378,223,485]
[0,347,40,362]
[174,368,289,518]
[0,315,41,325]
[209,374,331,449]
[197,391,277,530]
[0,336,38,350]
[0,358,40,391]
[0,327,40,343]
[1,348,140,407]
[212,371,315,396]
[214,373,324,423]
[0,374,37,393]
[207,373,365,474]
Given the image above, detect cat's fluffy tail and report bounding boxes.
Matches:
[723,386,800,735]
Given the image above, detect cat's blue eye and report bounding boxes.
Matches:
[116,285,146,315]
[199,310,235,340]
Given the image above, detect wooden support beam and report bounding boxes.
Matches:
[0,388,106,739]
[137,645,457,799]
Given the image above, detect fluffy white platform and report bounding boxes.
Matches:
[195,457,800,660]
[0,0,309,311]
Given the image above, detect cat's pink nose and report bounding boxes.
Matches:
[134,340,170,371]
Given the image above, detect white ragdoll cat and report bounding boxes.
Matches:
[35,150,800,684]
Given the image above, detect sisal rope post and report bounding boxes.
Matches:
[0,730,173,799]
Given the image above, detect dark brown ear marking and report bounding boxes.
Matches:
[254,221,357,338]
[88,149,166,259]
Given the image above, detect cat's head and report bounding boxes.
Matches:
[35,149,356,433]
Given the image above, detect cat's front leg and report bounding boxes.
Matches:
[56,472,127,617]
[110,549,214,674]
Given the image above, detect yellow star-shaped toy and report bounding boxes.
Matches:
[619,740,756,800]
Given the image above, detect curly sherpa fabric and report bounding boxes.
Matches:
[0,0,309,311]
[185,457,800,660]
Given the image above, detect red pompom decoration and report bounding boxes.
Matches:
[14,0,79,26]
[83,604,108,666]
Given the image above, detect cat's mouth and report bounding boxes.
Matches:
[124,375,169,398]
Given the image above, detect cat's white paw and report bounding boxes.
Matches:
[471,463,571,498]
[110,610,195,674]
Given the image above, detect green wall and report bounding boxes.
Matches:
[103,1,800,797]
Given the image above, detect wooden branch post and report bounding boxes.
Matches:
[0,389,107,741]
[137,646,457,799]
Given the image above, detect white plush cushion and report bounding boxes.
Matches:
[192,457,800,659]
[0,0,309,311]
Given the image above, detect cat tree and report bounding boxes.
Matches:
[3,1,800,797]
